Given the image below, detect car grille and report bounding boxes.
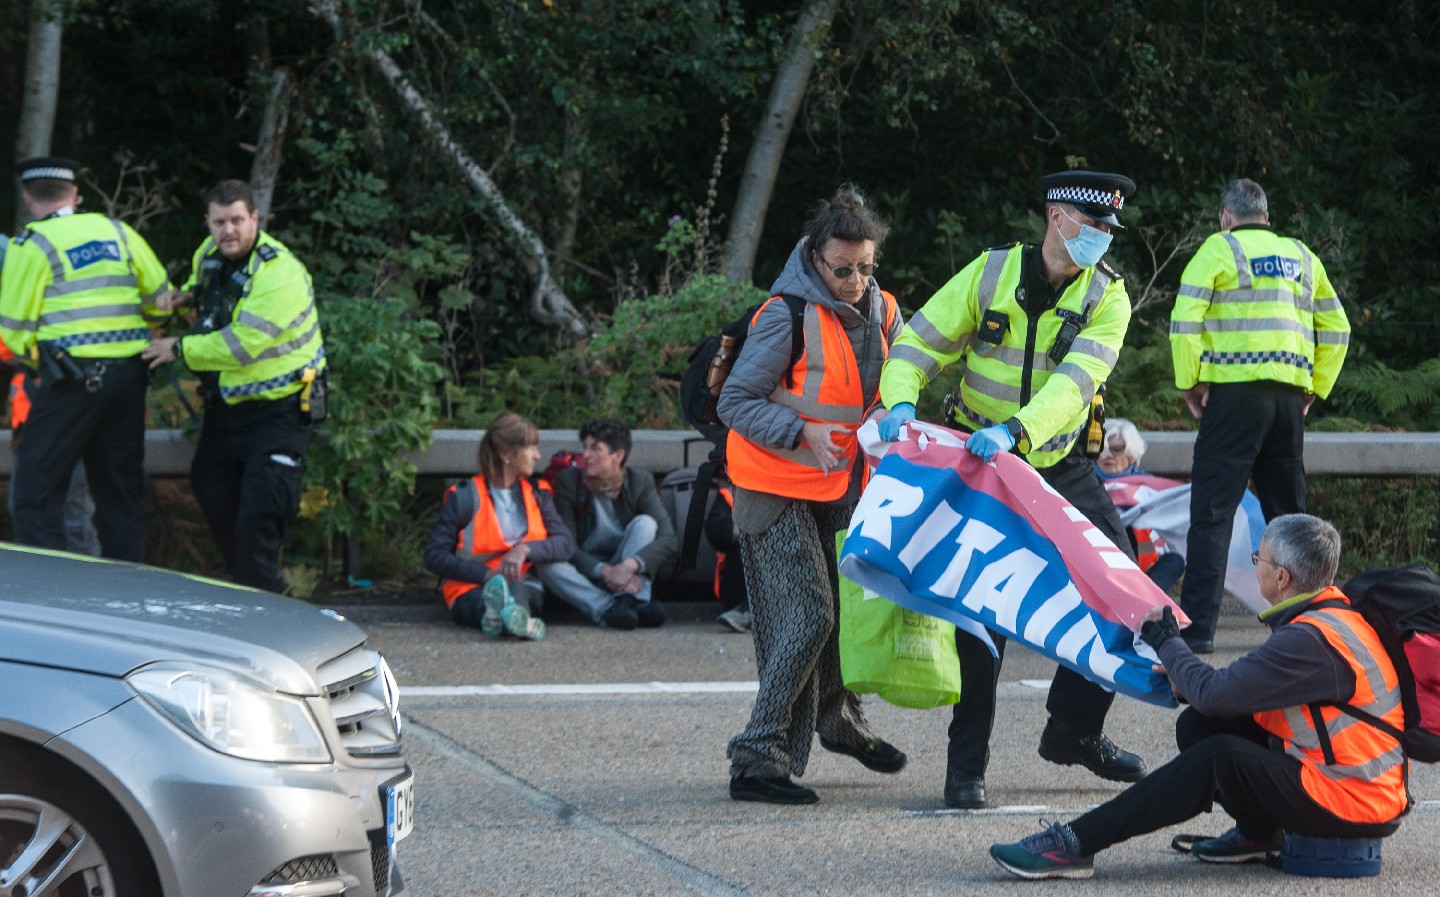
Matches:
[261,855,340,884]
[369,829,392,895]
[318,648,403,758]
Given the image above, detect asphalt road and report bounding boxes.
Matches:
[341,600,1440,896]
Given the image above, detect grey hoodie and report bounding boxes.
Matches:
[717,239,903,529]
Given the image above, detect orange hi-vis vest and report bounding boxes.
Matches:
[441,475,547,607]
[727,293,898,502]
[7,371,29,429]
[1253,587,1409,824]
[0,341,28,428]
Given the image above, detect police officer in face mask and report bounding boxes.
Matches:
[874,170,1147,810]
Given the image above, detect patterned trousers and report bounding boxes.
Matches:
[727,499,875,778]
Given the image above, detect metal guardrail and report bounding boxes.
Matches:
[3,429,1439,479]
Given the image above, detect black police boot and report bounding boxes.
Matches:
[1038,719,1146,782]
[943,773,986,809]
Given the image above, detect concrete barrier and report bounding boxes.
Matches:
[3,429,1439,479]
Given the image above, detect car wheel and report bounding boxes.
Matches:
[0,751,161,896]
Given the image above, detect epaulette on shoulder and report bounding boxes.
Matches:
[256,244,280,262]
[985,241,1021,253]
[1097,258,1123,281]
[12,228,33,246]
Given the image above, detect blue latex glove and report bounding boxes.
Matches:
[967,424,1015,461]
[877,403,916,442]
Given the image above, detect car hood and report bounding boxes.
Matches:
[0,544,368,695]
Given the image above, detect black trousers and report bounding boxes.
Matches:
[1068,708,1400,856]
[947,444,1137,778]
[10,356,146,561]
[1179,381,1306,643]
[191,396,310,593]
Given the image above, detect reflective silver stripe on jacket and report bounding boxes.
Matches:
[44,274,139,299]
[907,309,970,356]
[221,318,322,366]
[975,248,1010,317]
[1202,315,1317,337]
[1277,609,1406,783]
[38,302,145,326]
[768,306,864,424]
[887,344,942,382]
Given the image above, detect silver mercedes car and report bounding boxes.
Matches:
[0,543,413,896]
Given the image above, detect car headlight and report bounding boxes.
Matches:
[128,663,331,763]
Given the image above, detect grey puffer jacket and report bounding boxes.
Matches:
[717,239,903,519]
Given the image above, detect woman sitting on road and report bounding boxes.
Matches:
[424,411,574,641]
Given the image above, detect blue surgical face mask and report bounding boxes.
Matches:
[1060,206,1113,268]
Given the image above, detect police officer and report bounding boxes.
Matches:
[1169,178,1350,653]
[0,157,172,560]
[142,179,325,593]
[876,170,1147,809]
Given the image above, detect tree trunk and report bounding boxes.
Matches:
[308,0,589,340]
[14,0,64,229]
[720,0,837,285]
[249,68,292,229]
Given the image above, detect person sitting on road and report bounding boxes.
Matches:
[1093,417,1149,479]
[1093,417,1185,594]
[991,513,1408,879]
[537,418,677,630]
[425,411,574,640]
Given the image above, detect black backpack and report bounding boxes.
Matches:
[675,294,805,571]
[679,294,806,447]
[1327,564,1440,763]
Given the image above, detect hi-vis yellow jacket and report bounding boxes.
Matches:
[0,211,171,360]
[180,231,325,404]
[1170,225,1349,398]
[880,244,1130,469]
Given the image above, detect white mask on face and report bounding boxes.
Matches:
[1059,206,1113,268]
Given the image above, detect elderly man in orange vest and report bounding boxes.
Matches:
[990,513,1407,879]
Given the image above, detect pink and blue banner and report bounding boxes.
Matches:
[839,422,1187,708]
[1104,475,1269,615]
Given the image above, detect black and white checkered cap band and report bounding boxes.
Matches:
[20,166,75,181]
[1046,185,1124,210]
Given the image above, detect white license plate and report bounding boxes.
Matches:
[385,772,415,845]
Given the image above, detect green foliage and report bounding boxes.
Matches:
[1329,359,1440,430]
[589,273,767,427]
[301,292,443,544]
[1309,478,1440,577]
[465,272,767,429]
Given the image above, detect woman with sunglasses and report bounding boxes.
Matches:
[717,186,906,805]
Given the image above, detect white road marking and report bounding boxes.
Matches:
[404,680,760,696]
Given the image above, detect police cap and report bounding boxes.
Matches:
[16,156,81,183]
[1039,169,1136,227]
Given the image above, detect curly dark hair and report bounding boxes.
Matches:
[579,418,631,463]
[802,185,890,256]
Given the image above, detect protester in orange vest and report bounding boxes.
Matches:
[1094,417,1185,593]
[423,411,574,641]
[717,186,905,806]
[992,513,1408,879]
[705,483,750,633]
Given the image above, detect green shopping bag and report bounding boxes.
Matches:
[836,533,962,709]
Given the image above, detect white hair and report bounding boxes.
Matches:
[1103,418,1146,464]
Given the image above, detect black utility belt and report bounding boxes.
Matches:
[37,345,144,393]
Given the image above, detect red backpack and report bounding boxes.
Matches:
[533,450,588,517]
[1335,564,1440,763]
